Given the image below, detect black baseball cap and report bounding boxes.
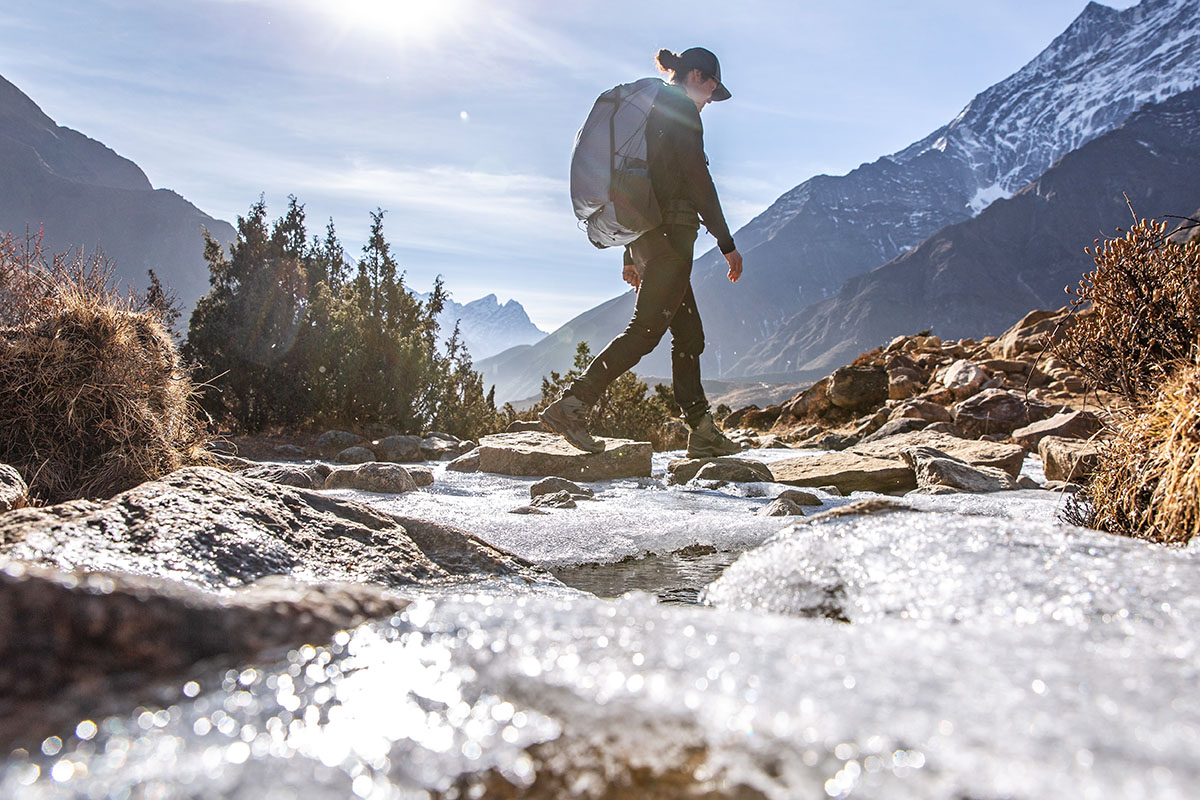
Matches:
[679,47,731,101]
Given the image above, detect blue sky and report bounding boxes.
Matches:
[1,0,1137,330]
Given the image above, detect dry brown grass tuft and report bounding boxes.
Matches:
[1081,359,1200,544]
[0,232,209,504]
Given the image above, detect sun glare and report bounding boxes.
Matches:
[328,0,467,43]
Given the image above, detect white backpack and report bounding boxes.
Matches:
[570,77,665,249]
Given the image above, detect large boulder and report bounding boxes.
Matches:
[314,430,365,458]
[952,389,1056,440]
[0,467,540,590]
[826,365,889,413]
[901,446,1017,493]
[0,465,28,512]
[667,457,771,485]
[941,360,988,399]
[373,434,424,463]
[475,432,651,481]
[1011,410,1102,451]
[1039,436,1103,483]
[325,462,418,494]
[849,430,1026,478]
[769,452,916,494]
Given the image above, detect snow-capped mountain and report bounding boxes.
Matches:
[479,0,1200,401]
[415,292,547,362]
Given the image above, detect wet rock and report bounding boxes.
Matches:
[334,445,375,464]
[859,417,929,444]
[372,434,424,463]
[1039,436,1102,483]
[901,446,1017,493]
[777,489,822,506]
[889,399,954,424]
[1011,410,1102,451]
[241,463,328,490]
[315,430,365,458]
[476,432,651,481]
[0,464,28,512]
[273,444,308,460]
[447,448,482,473]
[769,452,916,495]
[952,389,1056,439]
[325,462,417,494]
[530,490,577,509]
[693,459,774,484]
[667,457,771,485]
[407,466,435,487]
[531,477,594,499]
[827,365,889,412]
[850,430,1026,478]
[0,467,539,590]
[757,498,805,517]
[0,563,409,706]
[509,505,550,515]
[942,359,988,399]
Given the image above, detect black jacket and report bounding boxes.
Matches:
[624,82,736,266]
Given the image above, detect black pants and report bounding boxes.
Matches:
[570,224,709,425]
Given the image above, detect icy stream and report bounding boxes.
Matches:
[5,448,1199,798]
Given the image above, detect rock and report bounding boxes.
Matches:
[776,489,822,506]
[509,505,550,515]
[941,359,988,399]
[981,358,1029,374]
[241,464,328,490]
[1039,436,1102,483]
[850,429,1026,478]
[900,446,1017,493]
[757,498,805,517]
[315,430,365,458]
[906,485,963,496]
[818,486,843,496]
[991,307,1072,359]
[273,444,308,459]
[506,420,548,433]
[0,465,28,512]
[952,389,1055,439]
[667,457,771,485]
[890,399,953,424]
[420,436,462,461]
[531,477,594,499]
[769,452,916,494]
[826,365,889,412]
[210,452,257,471]
[923,421,960,435]
[325,462,418,494]
[858,417,930,444]
[888,370,922,400]
[1043,480,1083,493]
[694,459,774,484]
[530,490,577,509]
[722,404,760,429]
[407,466,435,487]
[743,405,782,429]
[0,467,541,591]
[447,448,481,473]
[1016,475,1042,489]
[335,445,375,464]
[373,434,424,463]
[1011,410,1102,451]
[476,432,651,480]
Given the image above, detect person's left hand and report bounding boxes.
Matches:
[622,263,641,291]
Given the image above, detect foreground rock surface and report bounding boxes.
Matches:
[476,432,652,481]
[0,467,541,590]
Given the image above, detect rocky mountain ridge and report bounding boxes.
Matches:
[413,291,547,362]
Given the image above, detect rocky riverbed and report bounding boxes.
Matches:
[2,441,1197,799]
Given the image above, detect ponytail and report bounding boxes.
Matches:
[655,48,684,78]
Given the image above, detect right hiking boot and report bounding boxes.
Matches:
[539,394,605,454]
[686,413,744,458]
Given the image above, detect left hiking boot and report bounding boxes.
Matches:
[686,413,744,458]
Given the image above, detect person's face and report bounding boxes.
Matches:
[683,68,719,111]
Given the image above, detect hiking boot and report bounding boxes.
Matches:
[539,394,605,454]
[686,413,743,458]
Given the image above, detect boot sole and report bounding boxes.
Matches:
[539,406,606,454]
[686,445,744,459]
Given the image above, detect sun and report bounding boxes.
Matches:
[327,0,467,44]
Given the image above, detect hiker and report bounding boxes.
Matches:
[542,46,744,457]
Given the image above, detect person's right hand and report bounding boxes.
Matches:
[724,249,743,283]
[622,263,642,291]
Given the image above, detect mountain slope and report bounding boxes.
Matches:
[415,292,547,362]
[481,0,1200,401]
[0,74,234,315]
[734,86,1200,374]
